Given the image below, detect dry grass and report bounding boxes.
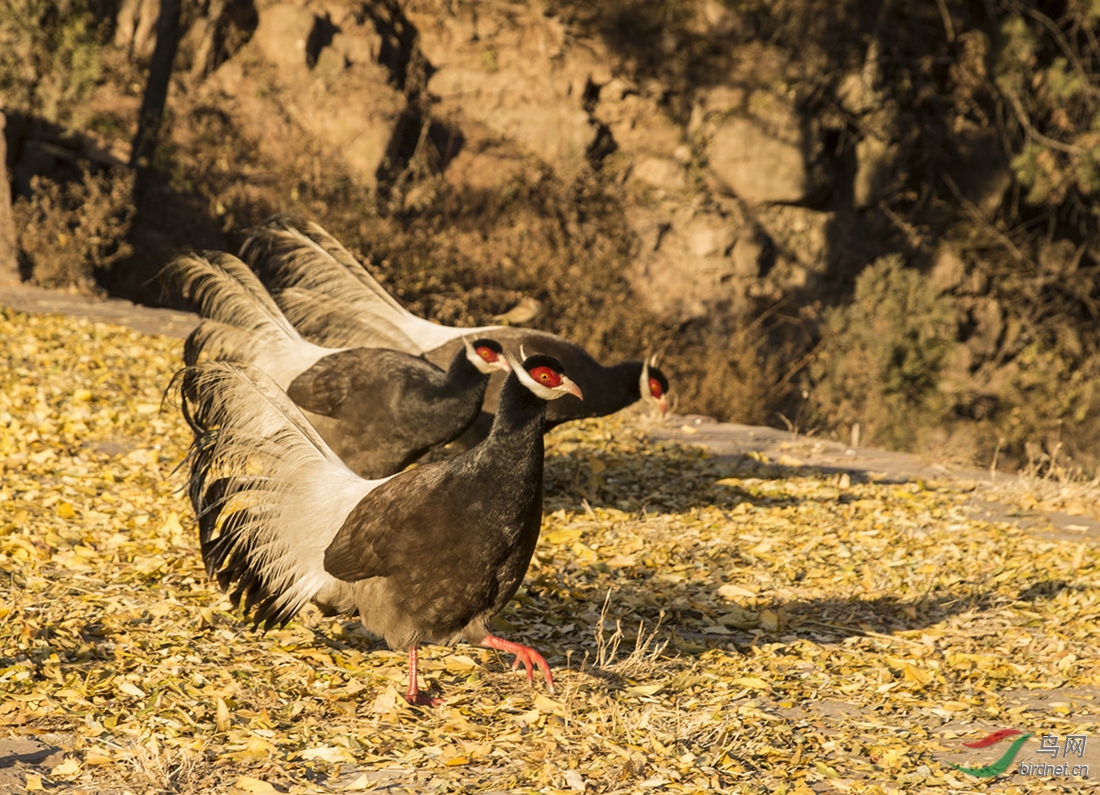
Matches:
[988,445,1100,526]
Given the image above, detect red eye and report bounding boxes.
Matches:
[649,377,663,399]
[529,366,562,387]
[477,347,496,362]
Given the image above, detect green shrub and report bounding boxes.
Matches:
[996,10,1100,205]
[809,255,957,451]
[0,0,103,126]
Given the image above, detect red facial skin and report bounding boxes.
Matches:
[649,376,668,415]
[529,365,563,388]
[476,347,499,363]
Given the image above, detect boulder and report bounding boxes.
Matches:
[731,234,766,279]
[408,5,601,176]
[594,79,683,159]
[697,0,746,37]
[114,0,161,61]
[853,133,896,209]
[686,216,736,257]
[632,157,687,192]
[625,204,748,323]
[251,4,315,78]
[754,205,833,273]
[707,115,809,204]
[930,246,966,293]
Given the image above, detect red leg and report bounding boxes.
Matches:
[404,646,442,707]
[480,635,554,693]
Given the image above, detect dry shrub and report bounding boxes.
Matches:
[100,739,207,795]
[591,590,668,677]
[806,246,1100,469]
[14,169,134,291]
[809,255,957,452]
[671,321,790,427]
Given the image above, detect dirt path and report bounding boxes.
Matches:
[1,282,198,339]
[652,416,1100,545]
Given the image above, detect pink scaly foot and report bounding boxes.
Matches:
[404,646,442,707]
[480,635,554,693]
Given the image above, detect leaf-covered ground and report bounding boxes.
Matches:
[2,308,1099,794]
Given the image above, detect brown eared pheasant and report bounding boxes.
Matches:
[175,352,581,705]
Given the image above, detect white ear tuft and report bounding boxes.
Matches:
[519,344,528,362]
[503,349,525,378]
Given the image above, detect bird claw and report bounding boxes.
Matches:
[481,635,554,692]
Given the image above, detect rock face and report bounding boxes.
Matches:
[161,0,940,338]
[408,5,601,176]
[166,0,854,327]
[627,204,745,322]
[203,1,407,189]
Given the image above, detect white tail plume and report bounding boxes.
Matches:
[174,362,383,629]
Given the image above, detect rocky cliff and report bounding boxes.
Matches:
[6,0,1100,471]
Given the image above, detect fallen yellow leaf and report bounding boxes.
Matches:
[232,775,278,793]
[544,528,584,544]
[730,677,770,691]
[50,758,80,776]
[216,697,231,731]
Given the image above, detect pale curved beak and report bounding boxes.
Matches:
[562,377,583,401]
[656,396,668,416]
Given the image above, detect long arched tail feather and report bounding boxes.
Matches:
[240,214,408,313]
[161,252,336,387]
[239,215,499,352]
